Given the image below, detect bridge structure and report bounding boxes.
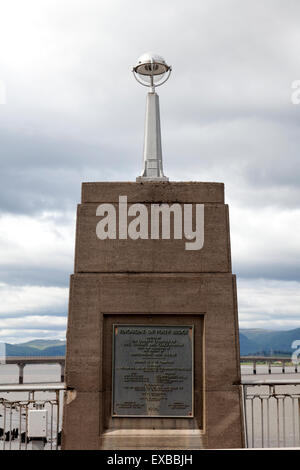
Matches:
[240,356,299,375]
[3,357,65,384]
[2,355,298,385]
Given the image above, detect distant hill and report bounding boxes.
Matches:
[21,340,65,350]
[2,340,66,357]
[1,329,300,357]
[239,333,259,355]
[239,328,300,356]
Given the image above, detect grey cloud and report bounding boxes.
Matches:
[233,262,300,283]
[0,266,71,288]
[0,129,102,206]
[0,311,67,319]
[1,324,66,331]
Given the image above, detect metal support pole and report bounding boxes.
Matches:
[60,363,65,383]
[18,363,25,384]
[242,385,249,448]
[137,91,168,182]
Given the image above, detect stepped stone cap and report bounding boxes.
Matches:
[81,181,224,204]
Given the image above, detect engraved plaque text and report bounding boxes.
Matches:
[112,324,194,417]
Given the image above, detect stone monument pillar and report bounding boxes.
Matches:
[62,181,244,449]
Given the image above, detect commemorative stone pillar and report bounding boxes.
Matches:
[62,53,244,449]
[62,181,244,449]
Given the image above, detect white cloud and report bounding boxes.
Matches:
[0,315,66,329]
[230,205,300,279]
[0,329,66,344]
[0,212,74,271]
[238,278,300,329]
[0,283,68,315]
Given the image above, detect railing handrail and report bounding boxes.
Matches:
[242,378,300,385]
[2,355,293,362]
[241,356,293,361]
[3,356,65,361]
[0,383,66,392]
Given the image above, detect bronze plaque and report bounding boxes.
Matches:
[112,324,194,417]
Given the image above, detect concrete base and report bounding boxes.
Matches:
[136,176,169,182]
[62,182,244,450]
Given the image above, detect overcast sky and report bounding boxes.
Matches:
[0,0,299,343]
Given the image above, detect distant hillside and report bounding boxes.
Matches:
[21,340,65,350]
[239,333,259,355]
[240,328,300,356]
[3,340,66,357]
[1,329,300,357]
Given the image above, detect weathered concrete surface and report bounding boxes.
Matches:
[81,181,224,204]
[62,182,244,450]
[75,202,231,273]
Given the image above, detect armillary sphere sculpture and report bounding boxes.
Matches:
[132,52,172,181]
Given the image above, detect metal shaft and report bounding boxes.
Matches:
[136,91,168,182]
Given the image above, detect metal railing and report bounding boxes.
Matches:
[2,378,300,449]
[240,356,299,375]
[242,378,300,448]
[0,384,65,450]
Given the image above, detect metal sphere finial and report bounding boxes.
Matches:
[133,53,171,182]
[132,52,172,93]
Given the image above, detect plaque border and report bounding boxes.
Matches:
[111,323,194,418]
